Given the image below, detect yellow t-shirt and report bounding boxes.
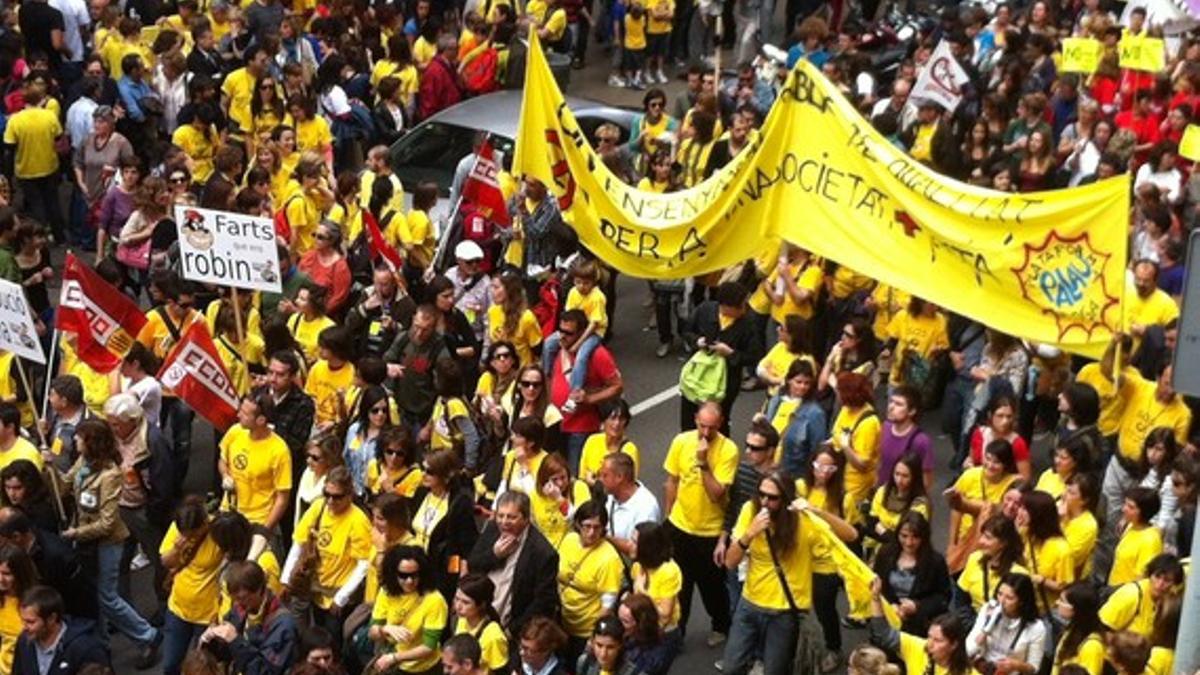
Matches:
[370,59,401,88]
[0,596,19,674]
[364,532,419,602]
[1052,633,1105,675]
[367,462,424,499]
[303,358,355,427]
[565,286,609,336]
[1062,510,1098,579]
[646,0,673,33]
[896,632,951,675]
[213,334,265,397]
[1109,525,1162,586]
[172,124,219,183]
[394,210,435,266]
[59,339,113,417]
[358,170,405,215]
[1075,362,1133,436]
[1124,286,1179,333]
[412,490,450,550]
[100,37,151,83]
[1034,469,1067,500]
[0,437,43,473]
[160,524,224,624]
[543,7,568,40]
[486,305,543,366]
[950,467,1015,543]
[764,261,823,322]
[868,487,930,536]
[663,430,739,536]
[296,116,333,154]
[1115,370,1192,463]
[829,265,874,300]
[371,591,448,672]
[430,397,470,451]
[794,480,855,574]
[886,309,950,386]
[218,546,282,617]
[957,549,1030,611]
[624,12,647,50]
[732,500,824,611]
[219,425,293,526]
[1098,578,1155,637]
[757,343,816,396]
[294,498,372,608]
[631,560,682,630]
[413,36,437,67]
[289,313,336,365]
[1147,647,1174,675]
[1024,535,1074,611]
[870,284,909,341]
[281,183,323,255]
[909,122,936,161]
[454,617,509,671]
[557,533,624,637]
[830,405,881,505]
[578,434,639,483]
[221,66,257,134]
[530,479,592,548]
[3,107,61,178]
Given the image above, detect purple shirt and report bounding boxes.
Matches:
[876,421,933,485]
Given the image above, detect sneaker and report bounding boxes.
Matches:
[629,74,645,90]
[713,660,724,672]
[131,550,150,571]
[135,633,162,670]
[656,342,671,358]
[749,662,765,675]
[706,631,726,648]
[656,68,668,83]
[608,74,627,87]
[820,652,840,673]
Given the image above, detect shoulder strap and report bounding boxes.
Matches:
[156,305,182,344]
[288,312,301,333]
[218,336,245,364]
[764,533,802,614]
[851,410,878,435]
[902,428,919,453]
[1026,540,1051,613]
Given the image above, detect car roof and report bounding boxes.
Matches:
[422,90,631,140]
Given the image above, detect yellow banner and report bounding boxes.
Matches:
[1181,125,1200,162]
[513,34,1128,357]
[1061,37,1101,73]
[1119,34,1165,72]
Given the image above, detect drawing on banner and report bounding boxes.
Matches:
[174,205,282,293]
[911,41,971,111]
[0,280,45,364]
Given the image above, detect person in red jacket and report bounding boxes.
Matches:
[418,34,464,121]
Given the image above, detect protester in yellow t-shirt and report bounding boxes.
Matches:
[1099,554,1183,638]
[557,502,624,639]
[288,286,336,365]
[830,372,882,510]
[369,545,449,673]
[3,86,61,181]
[885,298,950,387]
[487,276,543,366]
[630,522,683,631]
[579,399,639,484]
[303,327,356,429]
[1109,486,1164,586]
[1051,583,1106,675]
[956,514,1029,611]
[283,467,371,610]
[218,396,293,529]
[869,579,972,675]
[450,574,510,672]
[946,440,1019,549]
[760,245,823,323]
[663,403,739,539]
[529,453,592,547]
[1016,491,1075,612]
[160,496,224,674]
[288,98,334,168]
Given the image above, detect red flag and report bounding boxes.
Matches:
[156,321,239,430]
[56,253,148,373]
[461,139,511,226]
[363,211,405,272]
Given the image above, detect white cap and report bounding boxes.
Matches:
[455,240,485,260]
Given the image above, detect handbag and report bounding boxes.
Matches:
[116,237,151,270]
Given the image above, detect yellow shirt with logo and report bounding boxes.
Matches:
[886,309,950,386]
[303,358,355,427]
[137,308,202,360]
[160,524,224,624]
[486,305,543,366]
[795,481,854,574]
[732,500,824,611]
[631,560,682,630]
[412,490,450,550]
[663,430,739,536]
[367,462,424,499]
[531,479,592,548]
[294,498,372,608]
[1115,370,1192,463]
[565,286,609,336]
[221,67,257,134]
[757,343,816,396]
[371,591,448,672]
[764,261,823,322]
[830,405,881,505]
[557,533,624,637]
[3,107,61,178]
[1109,525,1162,586]
[219,425,293,526]
[1098,578,1154,636]
[172,124,219,184]
[579,434,640,483]
[289,313,336,365]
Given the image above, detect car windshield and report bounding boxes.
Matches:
[391,122,516,196]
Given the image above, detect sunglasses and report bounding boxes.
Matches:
[757,490,783,502]
[519,380,542,388]
[384,448,404,457]
[169,176,188,184]
[306,454,322,462]
[323,491,349,501]
[396,570,419,580]
[746,443,771,453]
[370,406,388,414]
[492,352,514,360]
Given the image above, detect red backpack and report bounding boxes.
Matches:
[462,47,500,96]
[272,195,300,245]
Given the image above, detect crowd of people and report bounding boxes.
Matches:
[0,0,1193,673]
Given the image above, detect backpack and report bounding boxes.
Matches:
[679,349,727,403]
[272,195,301,245]
[462,46,500,96]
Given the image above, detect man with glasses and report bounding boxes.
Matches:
[466,492,559,640]
[446,241,491,343]
[218,394,293,537]
[662,401,737,647]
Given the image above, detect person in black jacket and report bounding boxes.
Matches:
[414,449,479,600]
[870,511,951,636]
[0,508,99,621]
[681,282,762,436]
[12,586,109,675]
[466,491,559,648]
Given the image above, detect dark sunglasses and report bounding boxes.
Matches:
[384,448,405,457]
[746,443,771,453]
[169,176,188,184]
[757,491,783,502]
[323,491,349,501]
[306,454,322,462]
[492,352,514,360]
[519,380,542,388]
[396,570,419,580]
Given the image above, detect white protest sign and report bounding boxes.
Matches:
[0,280,45,364]
[174,205,282,293]
[912,41,971,112]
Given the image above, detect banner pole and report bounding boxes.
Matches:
[40,328,59,422]
[230,289,246,349]
[15,357,47,449]
[433,131,491,274]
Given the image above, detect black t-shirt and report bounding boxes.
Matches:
[150,217,177,253]
[17,1,65,66]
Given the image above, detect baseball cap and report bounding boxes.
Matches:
[455,240,485,261]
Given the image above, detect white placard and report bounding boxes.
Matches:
[174,205,283,293]
[0,279,45,364]
[912,41,971,112]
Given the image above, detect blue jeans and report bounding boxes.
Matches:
[163,609,206,675]
[98,541,157,646]
[722,599,799,675]
[564,432,588,477]
[542,332,602,391]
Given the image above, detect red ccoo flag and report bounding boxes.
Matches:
[363,211,405,272]
[157,321,240,430]
[56,253,148,373]
[461,138,511,226]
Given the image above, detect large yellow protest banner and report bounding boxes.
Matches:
[513,35,1128,357]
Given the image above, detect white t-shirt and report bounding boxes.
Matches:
[319,86,352,117]
[127,377,163,426]
[605,483,661,542]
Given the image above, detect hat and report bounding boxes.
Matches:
[455,240,485,261]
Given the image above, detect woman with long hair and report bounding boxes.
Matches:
[1016,490,1074,614]
[871,512,951,636]
[427,276,482,385]
[0,544,38,672]
[58,418,160,666]
[630,521,682,636]
[1139,428,1180,544]
[486,274,543,367]
[762,359,827,477]
[947,440,1021,569]
[1055,382,1102,469]
[411,449,478,598]
[160,495,222,675]
[530,452,591,548]
[287,285,335,366]
[251,75,289,145]
[1060,473,1101,580]
[450,574,508,674]
[831,371,882,511]
[869,591,972,675]
[0,460,59,533]
[344,385,391,498]
[818,315,877,397]
[1036,434,1093,500]
[475,341,519,413]
[368,545,448,674]
[1053,582,1105,674]
[955,514,1028,617]
[209,510,282,616]
[295,435,342,528]
[865,452,930,553]
[296,221,352,318]
[495,416,550,502]
[1016,129,1057,191]
[504,365,563,453]
[576,616,650,675]
[619,593,678,675]
[365,493,417,603]
[966,394,1032,480]
[965,573,1046,673]
[755,314,817,397]
[367,426,423,501]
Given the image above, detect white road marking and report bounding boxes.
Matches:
[630,385,679,415]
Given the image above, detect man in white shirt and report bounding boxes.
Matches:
[600,453,661,557]
[870,78,917,135]
[49,0,89,80]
